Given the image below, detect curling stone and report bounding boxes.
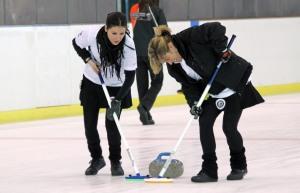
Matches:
[149,152,184,178]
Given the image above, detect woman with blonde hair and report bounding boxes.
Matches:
[148,23,264,183]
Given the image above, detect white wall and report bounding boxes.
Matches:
[0,17,299,111]
[219,18,300,86]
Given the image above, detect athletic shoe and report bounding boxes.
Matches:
[191,171,218,183]
[227,169,247,180]
[137,105,154,125]
[85,158,106,175]
[111,161,124,176]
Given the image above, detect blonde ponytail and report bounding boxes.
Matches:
[153,25,171,36]
[148,25,172,74]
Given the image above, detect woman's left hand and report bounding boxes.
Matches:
[87,60,100,73]
[106,99,122,121]
[221,50,232,63]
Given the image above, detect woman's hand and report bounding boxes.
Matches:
[87,59,100,73]
[221,50,232,63]
[106,99,122,121]
[190,101,203,119]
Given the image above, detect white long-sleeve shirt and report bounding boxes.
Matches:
[74,26,137,87]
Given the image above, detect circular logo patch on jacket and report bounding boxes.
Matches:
[215,99,226,110]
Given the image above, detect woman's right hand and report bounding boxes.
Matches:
[87,59,100,73]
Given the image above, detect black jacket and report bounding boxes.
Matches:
[171,22,252,94]
[133,6,167,57]
[167,22,264,108]
[167,63,264,109]
[166,62,205,107]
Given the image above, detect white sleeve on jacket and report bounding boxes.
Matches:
[74,29,91,49]
[123,35,137,71]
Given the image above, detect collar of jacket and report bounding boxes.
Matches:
[171,35,188,60]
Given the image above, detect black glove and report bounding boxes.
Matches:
[221,50,232,63]
[106,99,121,121]
[190,102,203,119]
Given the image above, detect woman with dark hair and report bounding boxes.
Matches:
[148,24,264,182]
[72,12,137,176]
[130,0,167,125]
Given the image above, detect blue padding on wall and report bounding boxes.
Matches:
[190,20,200,26]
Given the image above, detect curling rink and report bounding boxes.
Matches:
[0,93,299,193]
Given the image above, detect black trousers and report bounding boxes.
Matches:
[83,105,122,162]
[199,94,247,175]
[79,76,134,162]
[136,56,163,111]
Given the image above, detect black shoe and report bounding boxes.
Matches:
[137,105,154,125]
[191,171,218,183]
[147,111,155,124]
[111,161,124,176]
[227,169,248,180]
[85,158,106,175]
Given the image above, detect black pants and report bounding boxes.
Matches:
[79,76,134,162]
[136,56,163,111]
[199,94,247,176]
[83,105,122,162]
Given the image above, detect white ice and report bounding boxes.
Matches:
[0,94,299,193]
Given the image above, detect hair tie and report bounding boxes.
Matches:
[161,30,171,37]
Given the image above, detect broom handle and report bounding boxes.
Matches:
[98,71,141,176]
[158,118,194,177]
[148,5,158,27]
[158,35,236,178]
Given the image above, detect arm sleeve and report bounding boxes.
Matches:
[123,36,137,71]
[167,63,205,107]
[72,30,91,63]
[115,70,136,100]
[190,22,228,54]
[72,38,91,63]
[176,22,228,55]
[182,84,202,108]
